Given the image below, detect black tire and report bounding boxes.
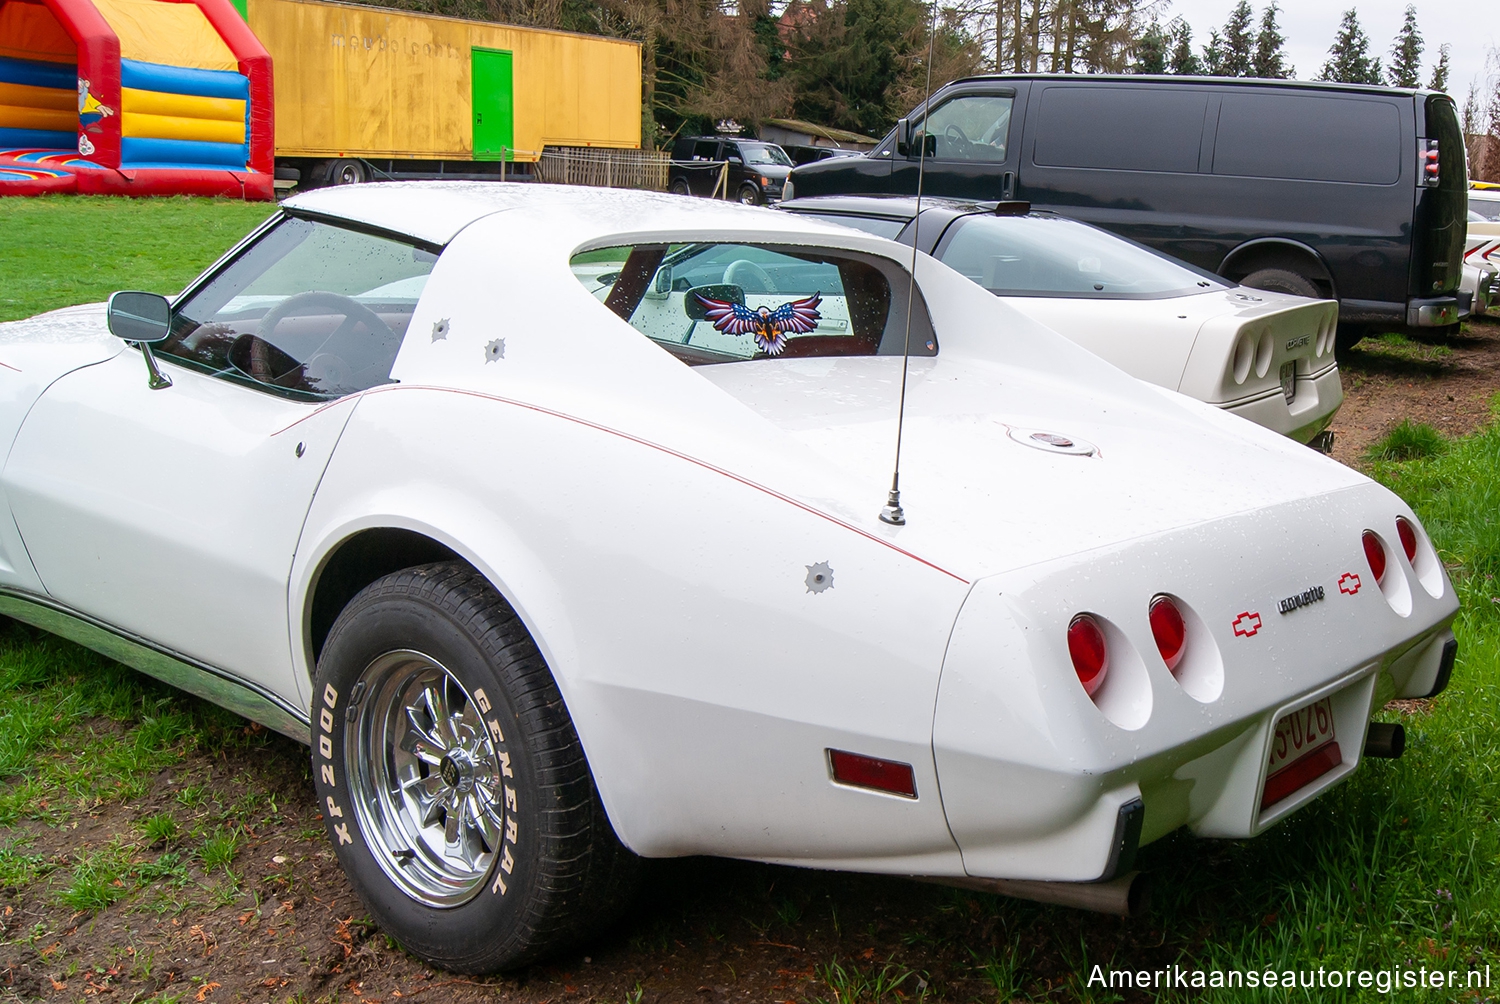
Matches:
[311,562,638,973]
[737,183,762,205]
[669,177,691,196]
[329,158,367,185]
[1239,267,1321,300]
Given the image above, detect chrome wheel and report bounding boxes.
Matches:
[347,650,504,907]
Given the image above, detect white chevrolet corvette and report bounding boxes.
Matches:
[0,184,1458,973]
[780,196,1342,448]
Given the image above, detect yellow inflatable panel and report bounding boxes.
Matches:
[122,111,246,144]
[93,0,239,72]
[0,82,77,112]
[0,103,75,132]
[122,88,245,122]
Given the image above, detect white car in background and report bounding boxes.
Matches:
[781,196,1341,449]
[0,184,1456,974]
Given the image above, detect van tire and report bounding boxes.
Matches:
[1239,268,1320,300]
[311,561,639,973]
[670,178,691,196]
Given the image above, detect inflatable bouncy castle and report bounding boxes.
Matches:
[0,0,272,198]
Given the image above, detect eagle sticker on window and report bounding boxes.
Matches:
[695,292,822,356]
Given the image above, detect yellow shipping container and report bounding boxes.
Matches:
[248,0,641,163]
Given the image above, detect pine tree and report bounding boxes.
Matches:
[1428,43,1450,92]
[1202,28,1225,75]
[1220,0,1254,77]
[1133,19,1169,73]
[1251,3,1290,78]
[1168,17,1201,74]
[1319,8,1382,85]
[1386,4,1422,88]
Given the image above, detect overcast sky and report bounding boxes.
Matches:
[1160,0,1486,100]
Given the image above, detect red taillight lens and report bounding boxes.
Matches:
[1068,614,1108,696]
[1420,139,1440,188]
[1396,517,1417,562]
[1363,530,1386,585]
[1149,595,1186,673]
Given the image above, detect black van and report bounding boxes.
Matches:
[787,76,1466,343]
[668,136,794,205]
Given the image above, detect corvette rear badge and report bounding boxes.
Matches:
[1278,584,1326,615]
[1338,572,1362,595]
[1232,611,1262,637]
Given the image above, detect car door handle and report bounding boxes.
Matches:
[1002,171,1015,200]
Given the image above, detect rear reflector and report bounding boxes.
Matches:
[827,749,918,798]
[1261,741,1342,809]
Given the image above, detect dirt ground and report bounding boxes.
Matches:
[3,319,1498,1004]
[1327,316,1500,464]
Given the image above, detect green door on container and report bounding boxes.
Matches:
[472,48,514,161]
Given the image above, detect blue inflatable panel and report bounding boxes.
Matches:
[0,56,75,90]
[120,59,248,101]
[0,127,76,150]
[122,136,247,168]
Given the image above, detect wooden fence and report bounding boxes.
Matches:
[535,147,671,190]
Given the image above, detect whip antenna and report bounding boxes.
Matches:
[879,0,941,527]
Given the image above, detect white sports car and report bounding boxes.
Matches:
[780,196,1342,448]
[0,184,1457,973]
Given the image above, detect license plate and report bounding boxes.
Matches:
[1279,361,1296,404]
[1261,697,1341,809]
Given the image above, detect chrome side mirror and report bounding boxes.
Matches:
[106,291,173,390]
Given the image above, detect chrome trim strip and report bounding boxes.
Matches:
[0,589,310,744]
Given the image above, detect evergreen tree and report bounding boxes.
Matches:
[1202,28,1225,76]
[1219,0,1254,77]
[1428,43,1450,92]
[1386,4,1422,87]
[1251,2,1290,78]
[1167,17,1201,74]
[1133,19,1168,73]
[786,0,926,137]
[1319,8,1382,84]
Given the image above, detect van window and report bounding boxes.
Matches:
[1033,86,1205,173]
[920,94,1014,162]
[1212,93,1401,184]
[692,140,720,161]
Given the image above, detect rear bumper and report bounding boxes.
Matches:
[1222,364,1342,443]
[1406,296,1462,327]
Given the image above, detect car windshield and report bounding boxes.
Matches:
[934,214,1225,299]
[1469,196,1500,222]
[740,143,792,167]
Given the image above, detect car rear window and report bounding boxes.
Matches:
[788,212,909,240]
[933,214,1224,299]
[572,243,935,364]
[1211,93,1401,184]
[1032,86,1206,174]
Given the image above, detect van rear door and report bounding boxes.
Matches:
[1412,94,1466,306]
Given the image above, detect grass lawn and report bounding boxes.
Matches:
[0,195,274,323]
[0,197,1495,1001]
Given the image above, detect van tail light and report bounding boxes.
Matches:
[1067,614,1108,696]
[1395,517,1418,562]
[1363,530,1387,585]
[1149,595,1186,673]
[1419,139,1440,188]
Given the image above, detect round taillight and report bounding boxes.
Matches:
[1068,614,1108,696]
[1395,517,1418,563]
[1149,595,1186,673]
[1362,530,1386,585]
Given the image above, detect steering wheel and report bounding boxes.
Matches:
[252,290,395,390]
[944,123,975,158]
[724,259,777,294]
